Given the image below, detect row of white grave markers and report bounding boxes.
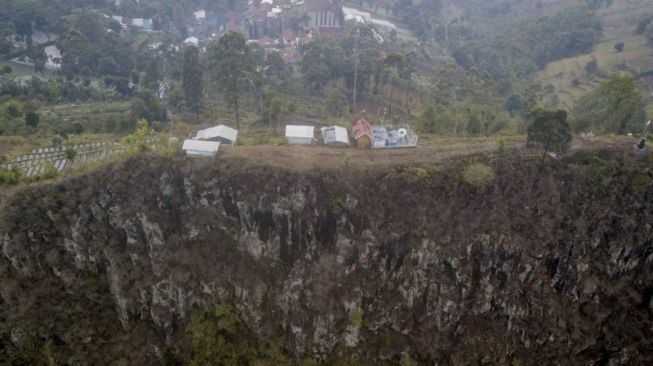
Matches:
[4,143,126,178]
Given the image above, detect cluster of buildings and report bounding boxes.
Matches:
[182,118,417,157]
[186,0,345,62]
[285,117,417,148]
[110,15,153,31]
[182,125,239,157]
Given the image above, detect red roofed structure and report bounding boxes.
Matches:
[352,117,372,149]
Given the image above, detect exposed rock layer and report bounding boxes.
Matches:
[1,151,652,365]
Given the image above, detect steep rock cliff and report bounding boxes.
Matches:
[1,151,652,365]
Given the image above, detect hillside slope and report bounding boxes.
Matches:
[535,0,653,110]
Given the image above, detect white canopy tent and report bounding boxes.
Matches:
[321,126,349,145]
[182,140,221,157]
[285,125,314,145]
[192,125,238,145]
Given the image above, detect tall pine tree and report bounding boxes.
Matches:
[208,32,253,129]
[182,45,204,115]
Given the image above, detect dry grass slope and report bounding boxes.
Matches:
[535,0,653,110]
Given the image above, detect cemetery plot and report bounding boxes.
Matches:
[2,142,126,178]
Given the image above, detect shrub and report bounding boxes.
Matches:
[24,111,40,128]
[349,308,364,327]
[462,163,495,190]
[51,135,63,147]
[585,59,598,75]
[614,42,625,52]
[39,162,58,180]
[0,166,22,185]
[65,148,77,160]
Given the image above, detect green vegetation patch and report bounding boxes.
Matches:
[188,302,290,366]
[349,307,364,328]
[462,163,495,191]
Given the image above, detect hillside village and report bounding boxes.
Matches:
[8,0,397,72]
[0,0,652,184]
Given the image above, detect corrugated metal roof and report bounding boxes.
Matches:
[182,140,221,154]
[285,125,314,138]
[193,125,238,143]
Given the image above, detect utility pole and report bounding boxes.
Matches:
[352,27,360,113]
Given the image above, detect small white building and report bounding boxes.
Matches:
[192,124,238,145]
[194,10,206,22]
[44,45,62,70]
[285,125,314,145]
[321,126,349,145]
[112,15,128,29]
[184,37,200,46]
[182,140,221,157]
[132,18,153,29]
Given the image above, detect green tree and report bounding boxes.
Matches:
[65,148,77,160]
[527,109,572,166]
[209,32,253,129]
[264,52,288,85]
[182,45,204,115]
[123,119,152,152]
[60,28,95,75]
[98,56,120,75]
[71,122,84,136]
[131,90,167,122]
[142,56,161,91]
[418,105,440,133]
[520,84,543,120]
[300,38,345,94]
[263,96,282,130]
[384,53,403,119]
[646,22,653,44]
[51,135,63,147]
[5,102,22,118]
[24,111,39,128]
[325,89,348,117]
[585,58,598,76]
[614,42,624,52]
[572,74,645,134]
[189,303,257,366]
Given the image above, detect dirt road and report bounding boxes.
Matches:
[220,136,632,170]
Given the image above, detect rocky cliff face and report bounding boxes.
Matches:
[1,151,652,365]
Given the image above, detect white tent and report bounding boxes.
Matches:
[182,140,221,157]
[285,125,314,145]
[192,125,238,145]
[321,126,349,145]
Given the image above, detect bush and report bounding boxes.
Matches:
[24,111,40,128]
[65,148,77,160]
[39,162,58,180]
[585,59,598,75]
[462,163,495,190]
[0,166,22,185]
[51,135,63,147]
[614,42,625,52]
